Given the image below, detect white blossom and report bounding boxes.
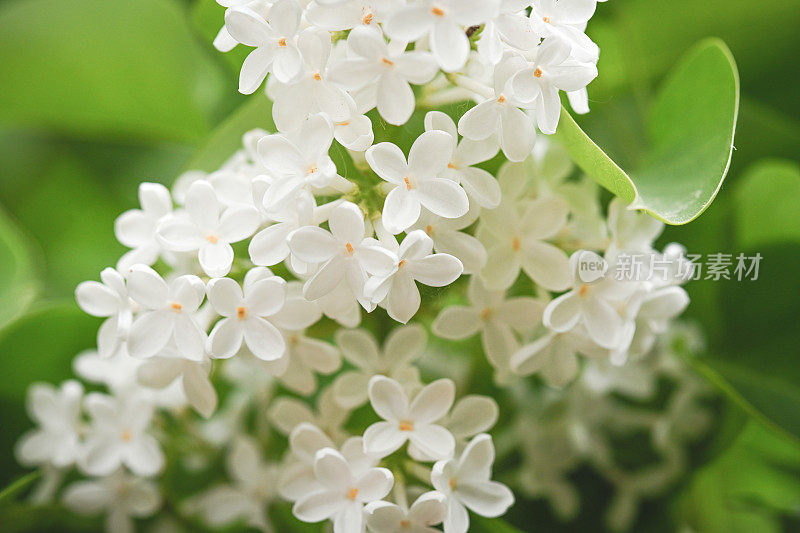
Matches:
[431,434,515,533]
[364,375,456,460]
[114,182,172,271]
[156,180,260,278]
[125,265,207,360]
[75,268,132,358]
[367,131,469,234]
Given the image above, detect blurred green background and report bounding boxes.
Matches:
[0,0,798,531]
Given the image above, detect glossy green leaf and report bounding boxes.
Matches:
[556,38,739,224]
[0,0,225,142]
[183,95,274,173]
[0,208,38,331]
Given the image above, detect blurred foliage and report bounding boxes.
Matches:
[0,0,798,531]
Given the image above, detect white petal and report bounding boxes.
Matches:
[293,490,343,523]
[368,375,409,422]
[493,297,545,332]
[479,244,520,290]
[543,292,581,332]
[377,72,415,126]
[458,100,499,141]
[239,47,273,94]
[243,317,286,360]
[383,324,427,366]
[128,311,172,358]
[366,143,408,186]
[363,421,408,457]
[314,448,352,490]
[520,241,571,291]
[208,318,244,359]
[448,396,499,438]
[328,202,365,244]
[126,265,167,309]
[409,379,454,424]
[354,467,394,502]
[335,328,381,369]
[384,4,431,42]
[382,187,421,234]
[75,282,119,317]
[206,277,243,317]
[245,277,286,316]
[433,307,481,339]
[583,297,623,349]
[430,20,469,72]
[409,424,455,461]
[434,230,487,274]
[172,314,207,361]
[408,253,463,287]
[304,256,346,301]
[408,131,453,179]
[499,105,535,162]
[182,365,217,418]
[415,179,469,219]
[289,226,338,264]
[386,272,421,323]
[459,167,501,209]
[217,206,260,243]
[456,480,514,517]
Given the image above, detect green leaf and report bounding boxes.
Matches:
[556,38,739,225]
[0,0,225,142]
[676,422,800,533]
[0,302,100,402]
[0,207,38,331]
[183,95,274,173]
[0,472,41,508]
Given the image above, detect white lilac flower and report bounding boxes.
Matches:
[305,0,399,32]
[366,230,463,324]
[423,111,501,209]
[431,434,515,533]
[191,437,280,530]
[114,182,172,271]
[332,325,425,408]
[156,180,260,278]
[328,26,438,125]
[292,447,394,532]
[384,0,498,72]
[366,131,470,234]
[606,197,664,259]
[136,347,217,418]
[543,250,638,349]
[279,329,342,395]
[281,423,337,501]
[80,392,164,477]
[270,28,352,132]
[433,276,544,373]
[206,270,287,361]
[366,491,447,533]
[257,114,351,211]
[409,394,500,462]
[479,196,572,291]
[510,329,603,387]
[477,0,541,66]
[268,386,350,442]
[509,39,598,134]
[410,208,487,275]
[225,0,304,92]
[125,265,207,360]
[529,0,600,62]
[15,381,84,469]
[363,375,456,460]
[458,53,537,162]
[75,268,132,358]
[249,189,317,270]
[63,470,160,533]
[328,90,375,151]
[288,201,396,305]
